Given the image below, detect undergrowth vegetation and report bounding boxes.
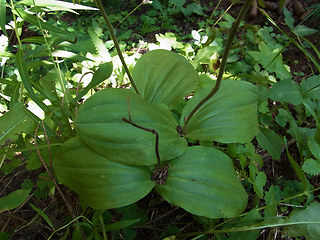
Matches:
[0,0,320,239]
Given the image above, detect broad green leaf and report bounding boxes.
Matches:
[269,79,303,105]
[156,32,184,50]
[300,75,320,100]
[0,51,13,58]
[21,36,46,44]
[88,28,110,57]
[293,25,318,37]
[105,219,140,231]
[0,189,31,212]
[181,80,258,143]
[308,138,320,160]
[14,8,75,38]
[132,49,198,108]
[205,201,320,233]
[256,126,283,160]
[169,0,185,8]
[9,82,21,109]
[182,3,204,16]
[24,45,50,59]
[73,62,113,103]
[193,46,219,64]
[257,28,277,46]
[30,203,54,230]
[18,0,97,13]
[0,102,36,146]
[72,226,83,240]
[283,7,294,30]
[0,232,8,240]
[286,149,309,191]
[302,159,320,176]
[248,161,266,198]
[248,42,291,80]
[285,201,320,240]
[0,0,6,37]
[16,49,49,112]
[53,137,155,209]
[75,88,187,166]
[52,50,87,61]
[264,186,278,218]
[252,172,267,198]
[218,13,236,29]
[217,210,262,240]
[156,146,248,218]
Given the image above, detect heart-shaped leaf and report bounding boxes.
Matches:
[53,137,155,209]
[180,80,259,143]
[156,146,248,218]
[132,49,198,108]
[75,88,187,166]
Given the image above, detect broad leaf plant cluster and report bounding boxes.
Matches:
[1,0,320,239]
[54,49,258,218]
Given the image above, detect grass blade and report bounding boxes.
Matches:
[30,203,55,230]
[0,189,31,212]
[16,49,48,112]
[0,0,7,37]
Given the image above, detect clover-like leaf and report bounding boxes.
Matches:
[181,80,259,143]
[156,146,248,218]
[132,49,198,108]
[75,88,187,166]
[53,137,155,209]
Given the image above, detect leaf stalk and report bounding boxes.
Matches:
[182,0,253,133]
[94,0,140,94]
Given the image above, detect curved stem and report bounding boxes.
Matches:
[122,117,161,167]
[115,1,145,28]
[94,0,140,94]
[182,0,253,133]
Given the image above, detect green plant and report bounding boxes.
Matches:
[1,0,320,239]
[53,47,258,218]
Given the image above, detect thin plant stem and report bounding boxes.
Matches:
[31,0,69,104]
[94,0,140,94]
[34,124,75,219]
[122,117,161,167]
[182,0,253,133]
[10,0,23,50]
[211,3,234,29]
[100,212,108,240]
[115,1,146,28]
[177,186,320,238]
[123,96,161,166]
[204,0,222,30]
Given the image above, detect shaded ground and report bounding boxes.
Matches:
[1,0,320,239]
